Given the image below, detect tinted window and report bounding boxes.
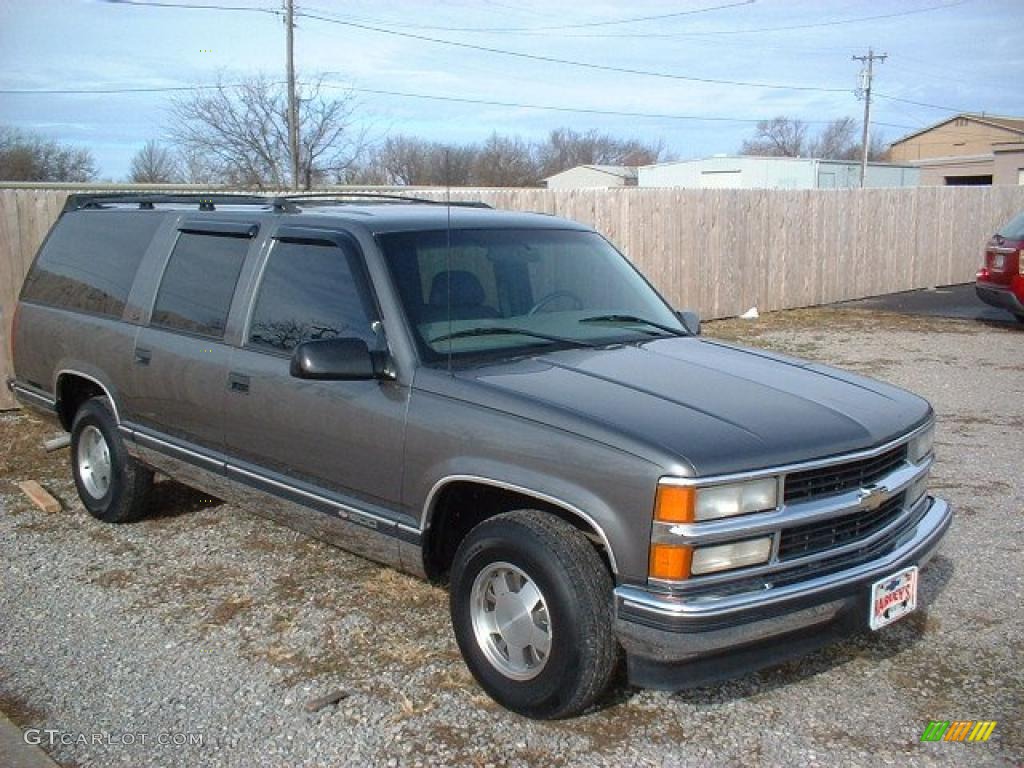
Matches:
[151,232,249,338]
[20,210,161,317]
[247,239,378,353]
[997,211,1024,240]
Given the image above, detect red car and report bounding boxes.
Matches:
[976,211,1024,323]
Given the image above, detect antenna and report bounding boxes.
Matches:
[445,149,453,375]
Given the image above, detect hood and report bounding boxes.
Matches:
[457,338,931,477]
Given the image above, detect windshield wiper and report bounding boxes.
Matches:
[578,314,688,337]
[428,326,594,348]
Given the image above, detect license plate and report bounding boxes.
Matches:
[869,566,918,630]
[992,253,1005,270]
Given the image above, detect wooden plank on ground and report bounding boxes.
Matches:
[17,480,62,513]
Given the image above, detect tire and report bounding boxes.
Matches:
[449,510,617,719]
[70,396,152,523]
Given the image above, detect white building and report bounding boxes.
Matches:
[543,165,638,189]
[638,156,919,189]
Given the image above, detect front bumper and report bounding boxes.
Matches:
[613,495,951,689]
[976,282,1024,315]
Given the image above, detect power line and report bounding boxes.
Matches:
[329,83,917,129]
[301,0,753,33]
[874,92,967,112]
[306,0,969,38]
[0,79,917,131]
[101,0,280,14]
[295,11,851,94]
[535,0,972,37]
[0,83,260,94]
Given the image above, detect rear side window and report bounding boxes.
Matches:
[151,232,249,338]
[20,210,161,318]
[247,239,378,353]
[997,211,1024,240]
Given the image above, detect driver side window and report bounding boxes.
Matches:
[247,239,378,354]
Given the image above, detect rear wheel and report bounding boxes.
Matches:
[449,510,617,719]
[71,396,152,523]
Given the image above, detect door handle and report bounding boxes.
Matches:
[227,372,250,394]
[134,347,151,366]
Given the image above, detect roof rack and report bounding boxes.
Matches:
[63,193,293,213]
[61,191,493,213]
[280,192,492,209]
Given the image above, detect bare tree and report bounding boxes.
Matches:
[168,75,366,189]
[348,126,669,187]
[742,116,890,161]
[0,126,96,181]
[740,117,809,157]
[129,140,181,183]
[177,145,219,184]
[538,128,665,177]
[809,117,858,160]
[473,133,541,186]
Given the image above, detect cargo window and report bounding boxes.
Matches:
[20,210,161,318]
[247,239,378,353]
[151,231,249,338]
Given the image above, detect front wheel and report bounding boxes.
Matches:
[71,396,152,523]
[449,510,617,719]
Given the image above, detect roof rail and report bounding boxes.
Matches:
[63,193,296,213]
[281,192,492,209]
[60,191,493,213]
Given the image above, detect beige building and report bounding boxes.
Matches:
[543,165,638,189]
[889,114,1024,186]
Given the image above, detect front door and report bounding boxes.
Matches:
[222,229,409,518]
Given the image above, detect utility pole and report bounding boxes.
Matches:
[853,48,886,188]
[285,0,300,190]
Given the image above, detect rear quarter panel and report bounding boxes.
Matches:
[13,303,137,420]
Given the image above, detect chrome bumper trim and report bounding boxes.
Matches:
[616,495,950,623]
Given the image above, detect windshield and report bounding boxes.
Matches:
[377,228,685,361]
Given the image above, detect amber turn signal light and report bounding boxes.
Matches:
[654,485,695,524]
[649,543,692,581]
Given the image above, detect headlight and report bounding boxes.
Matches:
[648,536,774,580]
[691,537,773,575]
[908,425,934,464]
[655,477,778,523]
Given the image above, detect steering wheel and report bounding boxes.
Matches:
[527,290,584,316]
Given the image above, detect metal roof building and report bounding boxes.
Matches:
[638,156,919,189]
[543,165,638,189]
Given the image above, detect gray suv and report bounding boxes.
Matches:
[9,193,951,719]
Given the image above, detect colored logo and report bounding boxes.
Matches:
[920,720,996,742]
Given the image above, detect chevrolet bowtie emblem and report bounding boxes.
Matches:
[858,484,888,511]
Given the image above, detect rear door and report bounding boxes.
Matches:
[128,220,257,452]
[222,227,409,516]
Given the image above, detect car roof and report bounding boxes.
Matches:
[70,198,592,235]
[297,203,591,234]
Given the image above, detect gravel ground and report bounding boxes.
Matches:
[1,307,1021,768]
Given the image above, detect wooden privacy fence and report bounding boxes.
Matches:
[2,184,1023,409]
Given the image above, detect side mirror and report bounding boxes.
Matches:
[676,310,701,336]
[290,338,386,381]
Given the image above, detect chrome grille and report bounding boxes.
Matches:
[783,445,907,503]
[778,492,906,561]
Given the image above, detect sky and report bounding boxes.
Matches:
[1,0,1022,180]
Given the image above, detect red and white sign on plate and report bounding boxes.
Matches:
[869,565,918,630]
